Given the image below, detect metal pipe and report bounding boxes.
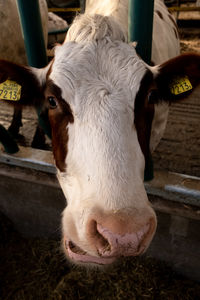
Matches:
[168,6,200,12]
[16,0,47,68]
[128,0,155,181]
[128,0,154,64]
[16,0,51,139]
[48,7,81,12]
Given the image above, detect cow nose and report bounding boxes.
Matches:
[88,219,155,258]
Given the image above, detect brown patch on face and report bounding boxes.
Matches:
[156,10,163,19]
[134,71,155,167]
[45,80,74,172]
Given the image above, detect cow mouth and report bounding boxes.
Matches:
[65,239,116,265]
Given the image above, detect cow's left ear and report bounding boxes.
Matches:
[154,53,200,102]
[0,59,52,138]
[0,59,48,107]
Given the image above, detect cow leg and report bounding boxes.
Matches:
[31,124,47,150]
[8,106,23,138]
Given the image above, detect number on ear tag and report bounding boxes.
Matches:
[169,76,193,95]
[0,80,21,101]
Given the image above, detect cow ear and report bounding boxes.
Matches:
[0,59,47,107]
[154,53,200,102]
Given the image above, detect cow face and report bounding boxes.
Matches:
[0,47,200,265]
[46,41,157,264]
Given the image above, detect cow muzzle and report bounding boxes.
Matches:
[63,209,157,265]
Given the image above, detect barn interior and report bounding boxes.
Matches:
[0,1,200,299]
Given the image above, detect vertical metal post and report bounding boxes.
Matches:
[16,0,47,68]
[129,0,154,181]
[80,0,86,13]
[128,0,154,64]
[16,0,51,139]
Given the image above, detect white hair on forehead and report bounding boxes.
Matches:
[52,37,146,110]
[65,14,127,43]
[51,10,148,118]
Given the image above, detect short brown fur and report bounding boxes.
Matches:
[46,80,74,172]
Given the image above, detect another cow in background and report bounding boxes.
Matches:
[0,0,67,148]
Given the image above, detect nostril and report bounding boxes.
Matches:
[96,222,153,257]
[88,220,111,256]
[87,217,156,258]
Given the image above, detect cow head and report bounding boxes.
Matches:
[0,42,200,265]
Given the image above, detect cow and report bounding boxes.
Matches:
[0,0,48,147]
[0,0,67,148]
[0,0,200,265]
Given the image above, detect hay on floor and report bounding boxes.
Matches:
[0,212,199,300]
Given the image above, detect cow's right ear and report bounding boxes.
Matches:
[0,59,48,107]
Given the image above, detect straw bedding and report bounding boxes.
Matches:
[0,212,200,300]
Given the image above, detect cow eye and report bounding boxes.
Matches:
[148,90,159,104]
[48,96,58,109]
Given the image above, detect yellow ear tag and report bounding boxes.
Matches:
[169,75,193,95]
[0,79,21,101]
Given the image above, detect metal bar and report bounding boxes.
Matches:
[16,0,47,68]
[16,0,50,138]
[128,0,154,64]
[1,146,200,207]
[80,0,86,13]
[0,146,56,174]
[48,7,81,12]
[168,6,200,11]
[128,0,155,180]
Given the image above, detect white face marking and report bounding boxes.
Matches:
[45,13,160,260]
[50,39,150,215]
